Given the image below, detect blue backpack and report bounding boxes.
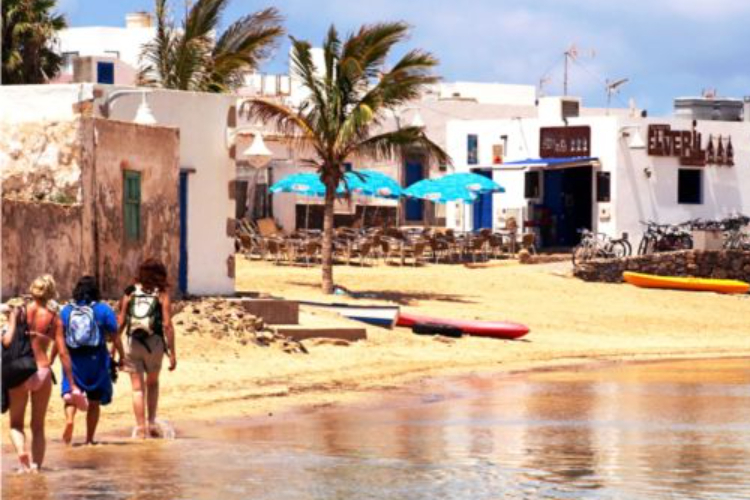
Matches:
[66,303,101,349]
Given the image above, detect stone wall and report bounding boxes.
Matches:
[0,120,83,203]
[574,250,750,283]
[1,199,93,298]
[2,117,180,300]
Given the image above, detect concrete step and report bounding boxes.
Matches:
[230,298,299,325]
[273,325,367,342]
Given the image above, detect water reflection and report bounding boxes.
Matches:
[3,359,749,500]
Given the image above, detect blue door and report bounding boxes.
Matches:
[473,170,494,230]
[405,161,424,222]
[178,172,189,294]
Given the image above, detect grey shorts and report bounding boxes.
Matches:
[123,335,165,374]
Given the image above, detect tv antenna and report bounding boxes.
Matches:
[538,75,552,97]
[563,44,596,96]
[605,77,629,113]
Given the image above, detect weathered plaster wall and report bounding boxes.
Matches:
[1,200,92,299]
[89,118,180,297]
[0,120,84,203]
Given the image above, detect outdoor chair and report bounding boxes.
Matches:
[380,236,401,265]
[402,239,428,267]
[488,233,506,259]
[521,233,537,254]
[265,238,288,264]
[300,240,321,266]
[429,235,451,264]
[468,237,490,263]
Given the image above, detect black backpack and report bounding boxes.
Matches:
[1,307,39,413]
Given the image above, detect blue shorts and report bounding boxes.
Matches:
[61,346,113,406]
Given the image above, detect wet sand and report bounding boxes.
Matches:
[3,258,749,443]
[4,358,749,499]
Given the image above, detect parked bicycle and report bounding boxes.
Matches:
[721,214,750,250]
[572,229,632,266]
[637,221,693,255]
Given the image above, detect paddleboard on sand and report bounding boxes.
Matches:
[397,312,530,340]
[623,272,750,295]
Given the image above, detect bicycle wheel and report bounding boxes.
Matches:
[621,239,633,256]
[610,241,630,259]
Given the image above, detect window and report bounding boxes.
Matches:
[467,134,479,165]
[123,171,142,241]
[524,171,541,199]
[678,169,703,204]
[61,51,79,73]
[97,61,115,84]
[343,162,353,172]
[596,172,611,202]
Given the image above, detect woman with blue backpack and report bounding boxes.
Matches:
[59,276,123,445]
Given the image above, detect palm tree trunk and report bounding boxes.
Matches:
[321,184,336,294]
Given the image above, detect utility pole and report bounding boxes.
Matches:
[563,45,578,96]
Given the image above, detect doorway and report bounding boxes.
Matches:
[178,171,189,295]
[472,170,494,230]
[540,166,593,247]
[404,160,424,223]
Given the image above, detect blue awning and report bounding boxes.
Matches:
[495,157,600,170]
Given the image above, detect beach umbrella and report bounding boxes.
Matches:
[343,170,402,227]
[348,170,402,199]
[270,173,329,230]
[269,172,327,197]
[437,172,506,194]
[403,178,478,204]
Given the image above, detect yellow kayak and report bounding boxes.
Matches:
[623,272,750,294]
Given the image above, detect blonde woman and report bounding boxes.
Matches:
[2,275,78,473]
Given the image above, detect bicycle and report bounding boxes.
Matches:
[572,229,632,266]
[638,221,693,255]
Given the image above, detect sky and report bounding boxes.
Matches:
[57,0,750,115]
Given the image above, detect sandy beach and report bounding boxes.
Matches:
[5,256,744,441]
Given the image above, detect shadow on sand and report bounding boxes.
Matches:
[288,281,478,306]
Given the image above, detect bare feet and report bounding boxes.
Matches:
[62,421,74,445]
[131,426,147,439]
[148,422,163,439]
[17,452,31,473]
[85,440,100,446]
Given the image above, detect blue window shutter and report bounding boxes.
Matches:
[97,62,115,84]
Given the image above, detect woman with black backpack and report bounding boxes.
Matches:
[118,259,177,439]
[2,275,77,473]
[59,276,123,446]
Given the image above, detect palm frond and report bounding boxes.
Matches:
[350,126,451,166]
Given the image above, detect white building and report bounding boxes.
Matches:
[54,12,156,85]
[445,96,750,248]
[0,84,237,296]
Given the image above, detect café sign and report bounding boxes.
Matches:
[647,123,734,167]
[540,126,591,158]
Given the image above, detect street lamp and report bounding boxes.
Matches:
[241,131,273,168]
[133,93,157,125]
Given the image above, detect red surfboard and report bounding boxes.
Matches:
[397,312,530,340]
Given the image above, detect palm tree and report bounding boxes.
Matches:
[138,0,284,92]
[2,0,66,84]
[243,23,449,294]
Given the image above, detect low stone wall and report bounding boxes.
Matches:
[574,250,750,283]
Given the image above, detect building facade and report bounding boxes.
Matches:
[0,84,237,296]
[445,96,750,248]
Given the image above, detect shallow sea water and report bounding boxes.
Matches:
[3,358,749,500]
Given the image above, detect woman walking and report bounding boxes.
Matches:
[2,275,77,473]
[118,259,177,439]
[60,276,123,445]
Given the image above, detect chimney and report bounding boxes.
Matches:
[126,12,153,29]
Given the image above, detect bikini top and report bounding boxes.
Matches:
[25,306,57,341]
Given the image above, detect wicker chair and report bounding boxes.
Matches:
[521,232,537,254]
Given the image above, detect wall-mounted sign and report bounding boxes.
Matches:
[492,144,504,164]
[647,124,734,167]
[540,126,591,158]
